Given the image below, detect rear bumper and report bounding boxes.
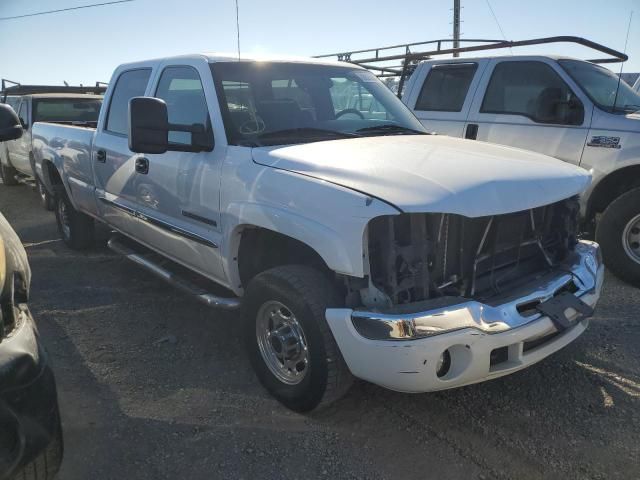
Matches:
[326,241,604,393]
[0,305,62,478]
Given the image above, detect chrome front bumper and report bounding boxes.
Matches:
[326,241,604,393]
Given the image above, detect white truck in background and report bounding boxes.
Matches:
[320,37,640,287]
[25,53,602,411]
[400,56,640,287]
[0,81,104,210]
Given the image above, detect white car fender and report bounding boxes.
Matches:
[220,164,399,293]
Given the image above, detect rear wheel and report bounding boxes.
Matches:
[55,189,94,249]
[596,186,640,287]
[36,177,55,211]
[0,161,19,186]
[244,265,353,412]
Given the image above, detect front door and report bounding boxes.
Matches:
[466,59,591,165]
[129,62,226,282]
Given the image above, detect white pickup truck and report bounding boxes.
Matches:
[400,55,640,286]
[0,91,103,210]
[28,54,603,411]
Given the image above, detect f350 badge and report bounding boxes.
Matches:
[587,136,622,149]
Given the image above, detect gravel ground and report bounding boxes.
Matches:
[1,183,639,480]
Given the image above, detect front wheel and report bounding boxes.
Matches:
[596,186,640,287]
[55,189,95,250]
[244,265,353,412]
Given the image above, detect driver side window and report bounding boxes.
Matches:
[155,66,212,146]
[481,61,584,125]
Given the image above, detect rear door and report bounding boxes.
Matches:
[403,61,486,137]
[92,67,154,234]
[130,61,226,282]
[466,59,592,165]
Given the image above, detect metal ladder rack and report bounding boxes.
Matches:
[315,36,628,97]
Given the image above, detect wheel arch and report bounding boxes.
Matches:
[586,164,640,221]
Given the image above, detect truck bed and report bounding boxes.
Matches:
[32,122,96,213]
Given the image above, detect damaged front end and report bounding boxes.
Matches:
[363,196,581,308]
[327,197,603,393]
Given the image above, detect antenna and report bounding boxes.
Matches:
[613,11,633,112]
[235,0,241,61]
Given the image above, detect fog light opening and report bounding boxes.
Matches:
[436,349,451,378]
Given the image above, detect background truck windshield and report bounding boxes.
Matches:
[33,98,102,123]
[210,62,425,146]
[559,60,640,114]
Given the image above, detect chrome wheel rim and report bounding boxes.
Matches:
[57,199,71,239]
[623,213,640,265]
[256,300,309,385]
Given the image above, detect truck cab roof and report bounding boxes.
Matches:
[115,53,365,71]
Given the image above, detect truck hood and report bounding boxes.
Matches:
[252,135,591,217]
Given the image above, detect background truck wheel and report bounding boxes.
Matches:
[596,186,640,287]
[55,189,94,249]
[244,265,353,412]
[36,177,55,211]
[0,162,19,186]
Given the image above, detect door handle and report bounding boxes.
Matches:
[96,149,106,162]
[465,124,479,140]
[135,157,149,175]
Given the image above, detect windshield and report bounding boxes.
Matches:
[559,60,640,114]
[33,98,102,123]
[210,62,426,146]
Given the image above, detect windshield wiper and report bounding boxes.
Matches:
[355,124,428,135]
[258,128,360,142]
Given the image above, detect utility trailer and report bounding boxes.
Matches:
[317,37,640,287]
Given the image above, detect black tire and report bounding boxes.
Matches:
[36,177,55,211]
[244,265,353,412]
[0,161,19,186]
[596,186,640,287]
[54,188,94,250]
[14,412,63,480]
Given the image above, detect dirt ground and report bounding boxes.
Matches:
[1,183,639,480]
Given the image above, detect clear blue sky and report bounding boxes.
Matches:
[1,0,639,86]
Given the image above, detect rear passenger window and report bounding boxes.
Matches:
[415,63,477,112]
[155,66,212,146]
[106,69,151,135]
[481,61,584,125]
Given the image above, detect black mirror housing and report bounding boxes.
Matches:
[0,104,24,142]
[128,97,169,154]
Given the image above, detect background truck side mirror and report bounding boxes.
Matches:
[0,104,24,142]
[128,97,170,154]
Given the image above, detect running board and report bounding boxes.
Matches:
[107,235,241,310]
